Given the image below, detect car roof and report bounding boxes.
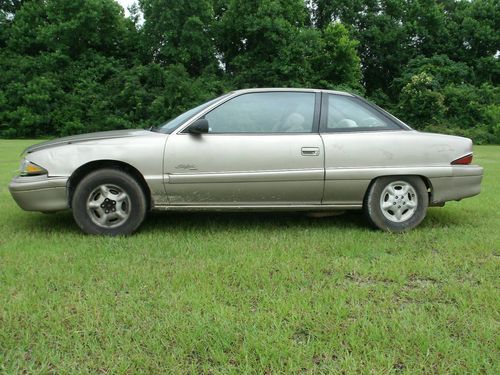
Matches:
[231,88,354,96]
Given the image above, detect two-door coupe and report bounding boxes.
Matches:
[9,88,483,234]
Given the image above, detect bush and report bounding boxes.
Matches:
[397,72,446,129]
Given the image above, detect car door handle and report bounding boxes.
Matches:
[301,147,320,156]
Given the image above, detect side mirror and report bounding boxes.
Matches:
[188,118,209,134]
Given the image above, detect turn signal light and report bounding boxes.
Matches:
[451,154,473,165]
[20,159,48,176]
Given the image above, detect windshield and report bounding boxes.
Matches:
[156,94,229,134]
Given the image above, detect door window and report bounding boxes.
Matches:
[204,92,316,133]
[325,95,401,132]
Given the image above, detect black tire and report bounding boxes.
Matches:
[364,176,428,232]
[71,169,147,235]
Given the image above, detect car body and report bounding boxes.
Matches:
[9,88,483,234]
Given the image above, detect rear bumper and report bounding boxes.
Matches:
[429,165,483,204]
[8,175,69,212]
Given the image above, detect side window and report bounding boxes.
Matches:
[324,95,400,132]
[204,92,315,133]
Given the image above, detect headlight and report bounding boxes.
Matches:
[19,159,48,176]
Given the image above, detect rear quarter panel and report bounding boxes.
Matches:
[321,130,474,205]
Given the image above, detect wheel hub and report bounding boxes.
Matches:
[100,198,117,213]
[379,181,418,223]
[86,184,131,228]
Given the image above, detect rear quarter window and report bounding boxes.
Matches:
[323,94,402,133]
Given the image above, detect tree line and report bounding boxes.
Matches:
[0,0,498,143]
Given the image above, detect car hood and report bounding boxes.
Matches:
[23,129,151,154]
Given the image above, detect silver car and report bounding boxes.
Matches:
[9,88,483,235]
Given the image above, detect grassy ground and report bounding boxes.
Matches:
[0,140,499,374]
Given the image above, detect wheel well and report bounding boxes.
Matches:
[363,175,433,206]
[67,160,152,209]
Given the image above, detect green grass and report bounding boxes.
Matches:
[0,140,499,374]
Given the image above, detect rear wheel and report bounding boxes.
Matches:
[364,176,428,232]
[72,169,147,235]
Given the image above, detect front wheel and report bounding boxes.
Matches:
[72,169,147,235]
[364,176,428,232]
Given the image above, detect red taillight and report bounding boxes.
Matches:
[451,153,473,165]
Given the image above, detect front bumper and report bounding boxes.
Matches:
[8,175,69,212]
[429,165,484,204]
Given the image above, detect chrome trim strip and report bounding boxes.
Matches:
[166,169,325,184]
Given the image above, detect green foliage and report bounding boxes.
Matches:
[5,0,134,58]
[112,63,226,129]
[215,0,308,86]
[0,0,498,143]
[312,23,362,90]
[398,72,446,130]
[139,0,218,74]
[0,0,226,137]
[395,55,500,144]
[436,84,500,144]
[313,0,499,95]
[393,55,471,89]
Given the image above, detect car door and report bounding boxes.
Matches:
[163,91,324,206]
